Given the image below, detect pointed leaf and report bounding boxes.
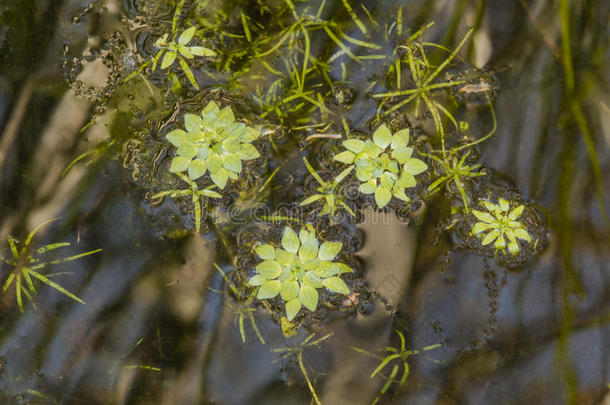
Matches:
[334,151,355,164]
[323,277,350,294]
[248,274,266,286]
[318,241,342,261]
[237,143,260,160]
[281,227,300,253]
[285,298,302,321]
[210,168,229,189]
[280,280,299,301]
[343,139,365,153]
[391,128,410,150]
[375,187,392,208]
[179,27,196,44]
[222,153,242,173]
[403,158,428,175]
[514,228,531,241]
[190,46,216,57]
[255,260,282,279]
[481,230,499,245]
[508,205,525,220]
[161,51,177,69]
[255,244,276,260]
[373,124,392,148]
[299,239,319,261]
[166,129,188,146]
[299,285,319,311]
[169,156,190,173]
[257,280,281,299]
[187,159,207,179]
[472,210,495,224]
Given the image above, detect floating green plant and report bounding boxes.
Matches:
[165,100,261,189]
[374,27,473,157]
[352,330,441,404]
[333,124,428,208]
[424,150,485,213]
[300,157,355,217]
[248,225,352,321]
[151,172,222,232]
[123,0,216,90]
[471,198,532,254]
[0,218,102,312]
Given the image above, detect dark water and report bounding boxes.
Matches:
[0,0,609,404]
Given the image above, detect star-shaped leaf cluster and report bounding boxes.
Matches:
[248,226,352,321]
[333,125,428,208]
[166,101,261,190]
[152,26,216,90]
[471,198,532,254]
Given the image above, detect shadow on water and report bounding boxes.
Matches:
[0,0,609,404]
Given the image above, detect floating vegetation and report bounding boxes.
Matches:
[51,0,555,402]
[352,330,441,404]
[333,124,428,208]
[249,225,352,321]
[0,219,101,312]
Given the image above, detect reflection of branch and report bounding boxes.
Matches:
[518,0,561,62]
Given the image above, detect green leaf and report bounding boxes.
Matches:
[285,298,301,321]
[178,26,196,45]
[218,106,235,124]
[392,147,413,164]
[166,129,187,146]
[190,46,216,57]
[318,241,342,261]
[280,280,299,301]
[299,285,319,311]
[237,143,260,160]
[498,198,510,211]
[303,271,323,288]
[363,140,381,157]
[514,228,531,241]
[358,179,377,194]
[278,268,293,282]
[343,139,365,153]
[334,151,355,164]
[210,168,229,189]
[281,227,300,253]
[375,187,392,208]
[471,222,490,235]
[356,166,373,182]
[255,244,276,260]
[299,228,315,245]
[202,100,220,115]
[275,248,296,266]
[391,128,410,150]
[248,274,266,286]
[222,153,242,173]
[472,210,495,224]
[508,205,525,220]
[299,239,319,261]
[481,230,499,245]
[187,159,207,179]
[161,51,177,69]
[314,262,340,278]
[373,124,392,149]
[206,154,222,172]
[184,114,203,133]
[334,165,354,184]
[323,277,350,294]
[494,236,506,249]
[170,156,190,173]
[393,188,410,202]
[177,141,198,159]
[508,241,520,255]
[403,158,428,175]
[257,280,281,299]
[179,45,194,59]
[301,194,324,206]
[178,57,199,90]
[255,260,282,279]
